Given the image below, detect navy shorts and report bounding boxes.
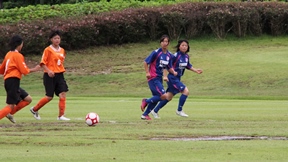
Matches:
[166,75,186,95]
[148,77,165,97]
[43,73,68,97]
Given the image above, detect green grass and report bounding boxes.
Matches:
[1,36,288,161]
[3,35,286,99]
[0,97,288,161]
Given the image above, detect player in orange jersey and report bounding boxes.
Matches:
[0,35,40,123]
[30,30,70,121]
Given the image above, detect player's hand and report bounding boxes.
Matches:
[146,72,151,79]
[173,71,178,76]
[48,70,55,77]
[163,76,168,82]
[196,69,203,74]
[35,65,41,70]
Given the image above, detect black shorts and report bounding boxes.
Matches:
[5,77,20,104]
[43,72,68,97]
[19,87,29,100]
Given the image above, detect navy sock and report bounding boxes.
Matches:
[146,96,161,104]
[153,99,169,113]
[178,94,188,111]
[143,102,158,116]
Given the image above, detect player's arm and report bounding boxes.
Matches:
[143,61,150,79]
[186,56,202,74]
[41,64,55,77]
[144,51,157,79]
[168,68,177,76]
[163,69,168,81]
[16,55,30,75]
[190,67,203,74]
[29,65,41,72]
[167,54,177,76]
[0,62,5,74]
[40,49,55,77]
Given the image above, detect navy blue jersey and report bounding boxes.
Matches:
[169,51,192,78]
[144,48,173,81]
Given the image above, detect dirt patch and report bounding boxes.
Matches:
[151,136,288,141]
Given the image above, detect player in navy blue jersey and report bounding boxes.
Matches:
[140,35,177,120]
[150,39,203,118]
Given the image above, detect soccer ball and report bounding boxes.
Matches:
[85,112,100,126]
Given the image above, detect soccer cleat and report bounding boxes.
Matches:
[57,116,70,121]
[176,110,189,117]
[141,115,152,120]
[151,110,160,119]
[6,113,16,123]
[30,107,41,120]
[140,98,148,112]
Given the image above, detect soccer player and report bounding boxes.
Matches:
[30,30,70,121]
[140,35,177,120]
[0,35,40,122]
[151,39,202,118]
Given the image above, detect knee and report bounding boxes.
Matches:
[182,88,189,96]
[24,95,32,103]
[59,92,66,99]
[46,96,53,101]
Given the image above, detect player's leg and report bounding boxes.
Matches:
[151,91,174,119]
[30,73,53,120]
[10,88,31,115]
[140,79,162,111]
[1,78,18,121]
[141,79,165,120]
[176,86,189,117]
[55,73,69,121]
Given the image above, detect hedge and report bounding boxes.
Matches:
[1,2,288,58]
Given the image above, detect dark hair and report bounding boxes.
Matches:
[9,35,23,51]
[49,30,61,39]
[175,39,190,53]
[160,35,170,43]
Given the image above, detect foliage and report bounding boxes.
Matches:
[0,0,192,24]
[1,2,288,57]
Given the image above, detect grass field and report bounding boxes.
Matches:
[0,36,288,161]
[0,97,288,161]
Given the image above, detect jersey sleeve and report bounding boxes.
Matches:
[167,53,175,70]
[0,59,6,75]
[186,54,193,69]
[16,54,30,75]
[40,48,49,66]
[144,50,157,64]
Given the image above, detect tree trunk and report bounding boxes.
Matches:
[0,0,3,9]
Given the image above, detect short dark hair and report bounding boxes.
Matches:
[160,35,170,43]
[49,30,61,39]
[9,35,23,51]
[175,39,190,53]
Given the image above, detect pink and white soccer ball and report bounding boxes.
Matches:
[85,112,100,126]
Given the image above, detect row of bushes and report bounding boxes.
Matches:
[0,0,193,24]
[1,2,288,57]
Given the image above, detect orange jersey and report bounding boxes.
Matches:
[40,45,66,73]
[0,51,30,80]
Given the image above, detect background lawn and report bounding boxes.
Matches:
[1,36,288,161]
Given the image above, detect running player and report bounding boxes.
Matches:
[0,35,40,122]
[140,35,177,120]
[151,39,202,118]
[30,30,70,121]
